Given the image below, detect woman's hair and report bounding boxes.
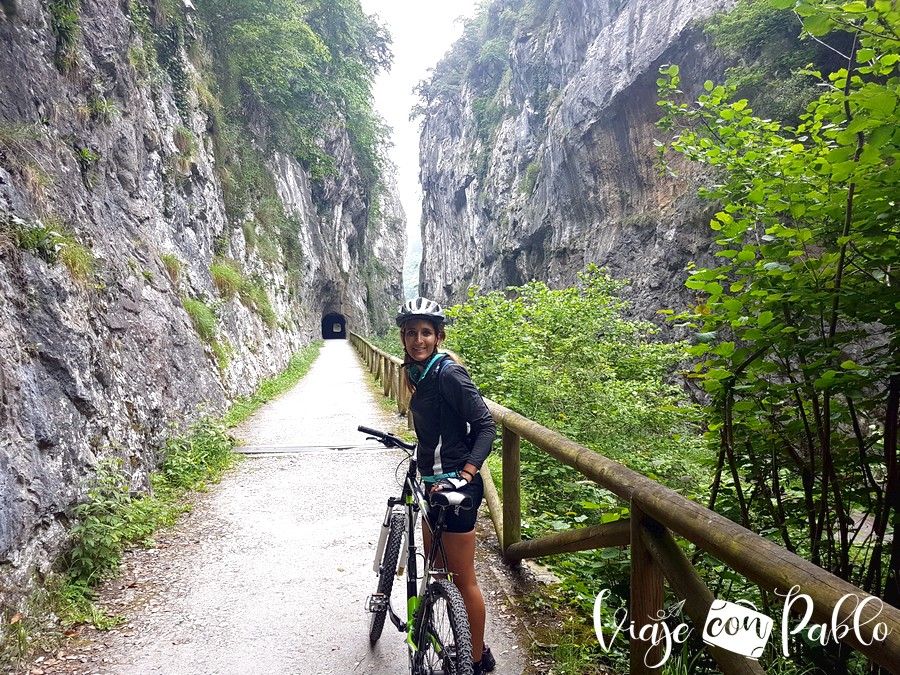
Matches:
[400,319,462,393]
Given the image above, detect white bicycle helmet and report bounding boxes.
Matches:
[395,297,446,326]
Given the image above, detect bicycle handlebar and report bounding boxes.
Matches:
[357,425,417,451]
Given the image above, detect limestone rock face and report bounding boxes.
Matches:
[0,0,404,606]
[418,0,733,314]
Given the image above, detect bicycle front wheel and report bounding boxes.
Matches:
[370,512,404,644]
[416,579,473,675]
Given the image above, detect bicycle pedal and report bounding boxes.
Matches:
[366,593,387,613]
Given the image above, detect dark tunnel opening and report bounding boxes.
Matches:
[321,312,347,339]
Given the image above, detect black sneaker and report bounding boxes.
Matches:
[480,645,496,672]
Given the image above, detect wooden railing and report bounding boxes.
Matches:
[350,333,900,674]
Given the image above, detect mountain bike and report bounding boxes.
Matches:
[360,425,474,675]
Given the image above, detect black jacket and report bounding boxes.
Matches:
[409,355,496,477]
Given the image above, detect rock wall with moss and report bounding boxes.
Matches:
[0,0,404,608]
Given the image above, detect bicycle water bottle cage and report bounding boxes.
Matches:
[429,490,473,510]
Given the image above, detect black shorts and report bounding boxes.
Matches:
[423,474,484,534]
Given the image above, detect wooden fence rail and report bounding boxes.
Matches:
[350,333,900,674]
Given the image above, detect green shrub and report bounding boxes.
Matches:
[6,216,96,282]
[60,417,234,620]
[443,267,705,670]
[210,259,242,299]
[8,216,63,260]
[65,459,174,585]
[87,95,119,123]
[158,417,235,490]
[181,296,217,343]
[366,327,403,359]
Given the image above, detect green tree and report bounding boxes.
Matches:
[704,0,855,122]
[445,269,703,670]
[657,0,899,635]
[447,267,700,485]
[196,0,390,185]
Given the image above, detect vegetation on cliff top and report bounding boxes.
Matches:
[196,0,391,189]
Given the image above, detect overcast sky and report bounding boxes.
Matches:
[359,0,479,245]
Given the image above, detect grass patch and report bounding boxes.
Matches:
[5,215,96,282]
[161,252,183,284]
[212,338,233,372]
[78,95,119,124]
[210,259,242,299]
[223,341,323,427]
[182,296,217,343]
[238,280,276,328]
[172,126,197,173]
[210,258,278,327]
[58,238,96,282]
[49,0,81,72]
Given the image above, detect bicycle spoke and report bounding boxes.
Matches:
[417,580,472,675]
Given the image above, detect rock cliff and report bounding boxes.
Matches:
[0,0,404,610]
[418,0,733,314]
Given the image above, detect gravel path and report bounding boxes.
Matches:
[30,340,529,675]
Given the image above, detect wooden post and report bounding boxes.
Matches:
[382,356,390,396]
[398,375,408,415]
[387,362,395,399]
[479,461,504,550]
[630,500,664,674]
[640,527,765,675]
[501,425,521,559]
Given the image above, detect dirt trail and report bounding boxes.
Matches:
[29,340,531,674]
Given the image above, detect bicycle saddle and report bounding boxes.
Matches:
[429,490,473,510]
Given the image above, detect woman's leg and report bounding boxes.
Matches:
[422,526,486,661]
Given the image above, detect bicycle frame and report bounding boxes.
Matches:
[376,452,454,648]
[361,424,471,674]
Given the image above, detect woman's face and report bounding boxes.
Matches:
[401,319,443,362]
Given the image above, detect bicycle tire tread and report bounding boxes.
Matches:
[369,512,405,644]
[418,579,473,675]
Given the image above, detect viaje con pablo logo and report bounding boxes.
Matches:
[593,585,893,668]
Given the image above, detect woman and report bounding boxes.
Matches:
[397,297,497,675]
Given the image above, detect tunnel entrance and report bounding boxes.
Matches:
[321,312,347,339]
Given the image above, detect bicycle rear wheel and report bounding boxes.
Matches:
[416,579,473,675]
[370,512,405,644]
